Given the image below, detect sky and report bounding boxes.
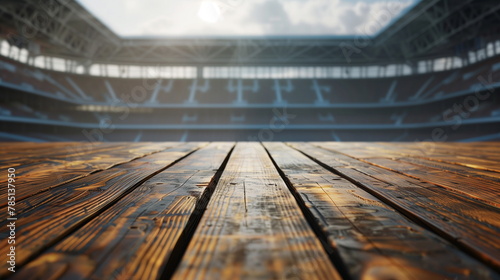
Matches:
[77,0,417,37]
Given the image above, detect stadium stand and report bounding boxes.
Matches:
[2,2,500,279]
[0,0,499,142]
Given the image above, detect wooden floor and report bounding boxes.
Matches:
[1,142,499,280]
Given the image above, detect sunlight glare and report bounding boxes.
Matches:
[197,1,222,23]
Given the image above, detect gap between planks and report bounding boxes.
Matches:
[12,143,234,280]
[0,143,206,278]
[263,142,498,279]
[288,142,500,273]
[171,143,343,280]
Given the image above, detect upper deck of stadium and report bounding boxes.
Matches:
[1,0,500,72]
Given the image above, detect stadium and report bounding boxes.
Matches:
[0,0,499,279]
[0,0,499,141]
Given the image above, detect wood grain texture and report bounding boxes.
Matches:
[0,142,178,207]
[396,156,500,182]
[413,142,500,161]
[172,143,342,280]
[359,157,500,207]
[0,143,206,278]
[11,142,234,280]
[0,142,92,166]
[374,142,500,173]
[320,142,500,182]
[0,143,144,170]
[315,143,500,207]
[0,142,83,153]
[264,142,498,279]
[1,141,499,279]
[289,142,500,271]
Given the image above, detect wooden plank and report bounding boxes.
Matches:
[0,142,89,155]
[11,142,234,280]
[0,142,172,206]
[320,141,500,174]
[0,142,178,207]
[0,143,126,172]
[319,142,500,182]
[458,142,500,151]
[0,142,116,168]
[289,142,500,271]
[315,143,500,207]
[406,154,500,174]
[0,142,177,170]
[413,142,500,161]
[0,142,206,278]
[374,142,500,173]
[360,157,500,207]
[172,143,342,280]
[263,142,498,279]
[397,157,500,183]
[320,141,500,163]
[0,142,82,152]
[0,142,92,163]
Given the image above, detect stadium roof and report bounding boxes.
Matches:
[1,0,500,66]
[76,0,417,37]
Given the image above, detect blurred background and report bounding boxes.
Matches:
[0,0,499,142]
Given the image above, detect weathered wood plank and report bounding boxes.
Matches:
[0,143,127,173]
[320,142,500,182]
[0,142,175,169]
[264,142,498,279]
[0,142,82,152]
[360,157,500,207]
[0,142,93,163]
[11,142,234,280]
[412,142,500,161]
[0,142,206,278]
[0,142,178,207]
[289,142,500,271]
[458,142,500,153]
[315,143,500,207]
[396,156,500,182]
[0,142,117,168]
[374,142,500,173]
[0,142,178,171]
[320,141,500,162]
[172,143,342,280]
[320,141,500,176]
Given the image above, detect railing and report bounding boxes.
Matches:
[2,38,500,79]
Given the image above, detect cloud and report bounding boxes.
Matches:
[281,0,414,35]
[77,0,416,37]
